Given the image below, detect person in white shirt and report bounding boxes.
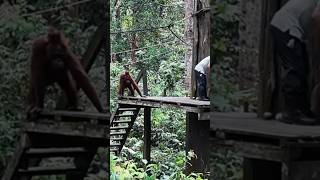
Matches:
[194,56,210,101]
[270,0,320,124]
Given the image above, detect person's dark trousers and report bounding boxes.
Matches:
[195,70,208,99]
[270,25,311,117]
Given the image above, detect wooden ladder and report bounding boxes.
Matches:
[110,104,141,154]
[2,111,109,180]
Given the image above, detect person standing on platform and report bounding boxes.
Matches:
[270,0,320,124]
[195,56,210,101]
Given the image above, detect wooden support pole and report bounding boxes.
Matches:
[186,112,209,173]
[66,147,98,180]
[143,107,151,162]
[143,69,148,96]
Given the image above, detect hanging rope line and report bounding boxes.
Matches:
[111,7,209,35]
[123,50,176,67]
[110,24,173,35]
[112,37,193,55]
[167,26,191,46]
[21,0,94,17]
[154,2,184,7]
[193,7,210,16]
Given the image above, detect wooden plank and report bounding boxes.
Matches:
[40,111,110,120]
[199,112,211,120]
[110,126,129,130]
[212,139,284,162]
[18,166,79,176]
[118,96,209,113]
[118,108,138,111]
[211,113,320,139]
[119,96,210,107]
[114,114,134,118]
[26,148,87,158]
[112,120,132,124]
[24,122,109,140]
[143,107,151,162]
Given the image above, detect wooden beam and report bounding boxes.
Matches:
[212,139,284,162]
[142,68,148,96]
[82,22,107,72]
[2,134,30,180]
[24,122,109,140]
[186,112,209,174]
[135,70,144,83]
[56,22,107,109]
[143,107,151,162]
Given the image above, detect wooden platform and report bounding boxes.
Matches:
[24,111,110,139]
[118,96,210,113]
[211,112,320,180]
[200,112,211,120]
[211,112,320,140]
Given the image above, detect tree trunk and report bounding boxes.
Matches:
[184,0,194,94]
[130,33,138,63]
[238,0,262,112]
[113,0,122,62]
[191,0,210,97]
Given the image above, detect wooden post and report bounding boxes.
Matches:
[143,69,148,96]
[258,0,286,117]
[66,147,98,180]
[143,107,151,162]
[186,112,209,173]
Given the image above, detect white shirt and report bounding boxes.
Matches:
[271,0,320,41]
[195,56,210,74]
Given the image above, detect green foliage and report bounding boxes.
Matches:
[0,0,105,176]
[110,0,208,177]
[210,151,242,180]
[212,0,240,112]
[111,151,206,180]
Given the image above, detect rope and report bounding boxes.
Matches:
[112,38,193,55]
[193,7,210,16]
[110,8,208,35]
[21,0,94,17]
[110,24,172,35]
[123,50,176,67]
[167,26,191,46]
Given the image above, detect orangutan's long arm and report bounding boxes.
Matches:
[66,53,104,112]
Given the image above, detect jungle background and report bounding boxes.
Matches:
[0,0,109,179]
[0,0,207,179]
[211,0,262,179]
[109,0,206,179]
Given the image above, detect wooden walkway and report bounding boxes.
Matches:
[118,96,210,113]
[115,96,210,172]
[211,112,320,180]
[212,112,320,140]
[2,111,109,180]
